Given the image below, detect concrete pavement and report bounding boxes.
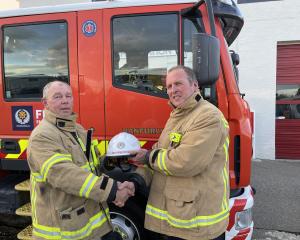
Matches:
[251,159,300,240]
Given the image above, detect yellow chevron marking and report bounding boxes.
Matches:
[6,139,28,159]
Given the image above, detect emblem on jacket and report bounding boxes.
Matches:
[169,132,182,143]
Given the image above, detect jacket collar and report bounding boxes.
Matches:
[169,91,202,118]
[44,109,77,132]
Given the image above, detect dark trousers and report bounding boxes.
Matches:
[167,232,225,240]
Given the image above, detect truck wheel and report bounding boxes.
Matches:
[109,200,162,240]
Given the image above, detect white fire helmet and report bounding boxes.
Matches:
[106,132,141,157]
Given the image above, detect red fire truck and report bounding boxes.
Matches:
[0,0,254,239]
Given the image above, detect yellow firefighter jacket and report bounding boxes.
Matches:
[27,110,116,240]
[145,91,230,240]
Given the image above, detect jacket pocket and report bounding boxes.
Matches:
[58,202,90,232]
[164,188,199,231]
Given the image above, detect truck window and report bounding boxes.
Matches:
[183,17,205,68]
[112,14,178,97]
[3,22,69,100]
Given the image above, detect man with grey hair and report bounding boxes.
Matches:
[28,80,134,240]
[132,65,229,240]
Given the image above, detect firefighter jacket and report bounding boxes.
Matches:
[144,91,230,240]
[27,110,116,240]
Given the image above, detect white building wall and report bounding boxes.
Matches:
[232,0,300,160]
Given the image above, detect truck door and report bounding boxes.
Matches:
[103,5,183,140]
[77,10,105,137]
[0,12,78,136]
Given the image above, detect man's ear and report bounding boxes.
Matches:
[41,98,48,108]
[194,81,199,89]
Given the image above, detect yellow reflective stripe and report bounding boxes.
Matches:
[5,139,28,158]
[91,145,98,167]
[41,154,72,181]
[161,150,172,176]
[30,176,37,224]
[33,208,108,239]
[80,163,95,172]
[146,204,229,228]
[157,150,170,175]
[157,151,164,173]
[79,173,98,198]
[222,139,229,210]
[221,116,229,129]
[77,137,86,152]
[222,168,229,210]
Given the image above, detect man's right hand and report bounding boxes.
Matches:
[113,181,135,207]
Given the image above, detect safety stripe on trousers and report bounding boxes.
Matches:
[32,208,109,239]
[146,204,229,228]
[79,173,99,198]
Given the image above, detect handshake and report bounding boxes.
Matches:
[113,181,135,207]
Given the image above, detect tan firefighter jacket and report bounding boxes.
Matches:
[27,110,117,240]
[144,91,230,240]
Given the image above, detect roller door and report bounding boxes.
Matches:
[276,43,300,159]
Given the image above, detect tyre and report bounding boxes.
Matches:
[109,199,163,240]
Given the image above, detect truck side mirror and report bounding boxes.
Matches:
[192,33,220,86]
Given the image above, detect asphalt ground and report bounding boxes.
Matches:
[251,159,300,240]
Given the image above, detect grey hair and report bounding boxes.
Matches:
[42,81,70,99]
[168,65,197,84]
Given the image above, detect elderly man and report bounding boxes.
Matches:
[27,81,134,240]
[133,66,230,240]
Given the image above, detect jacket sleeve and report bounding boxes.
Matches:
[148,112,226,177]
[28,132,117,203]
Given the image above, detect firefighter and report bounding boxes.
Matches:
[132,66,230,240]
[27,81,135,240]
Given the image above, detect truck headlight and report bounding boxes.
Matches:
[235,208,252,230]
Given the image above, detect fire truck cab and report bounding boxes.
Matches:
[0,0,254,239]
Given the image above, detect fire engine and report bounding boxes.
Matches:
[0,0,254,239]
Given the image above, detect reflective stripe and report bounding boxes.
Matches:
[33,208,109,240]
[76,134,86,152]
[157,150,171,176]
[41,154,72,181]
[146,204,229,228]
[221,116,229,129]
[91,140,99,168]
[31,154,72,183]
[80,162,95,172]
[222,137,229,210]
[79,173,99,198]
[30,176,37,224]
